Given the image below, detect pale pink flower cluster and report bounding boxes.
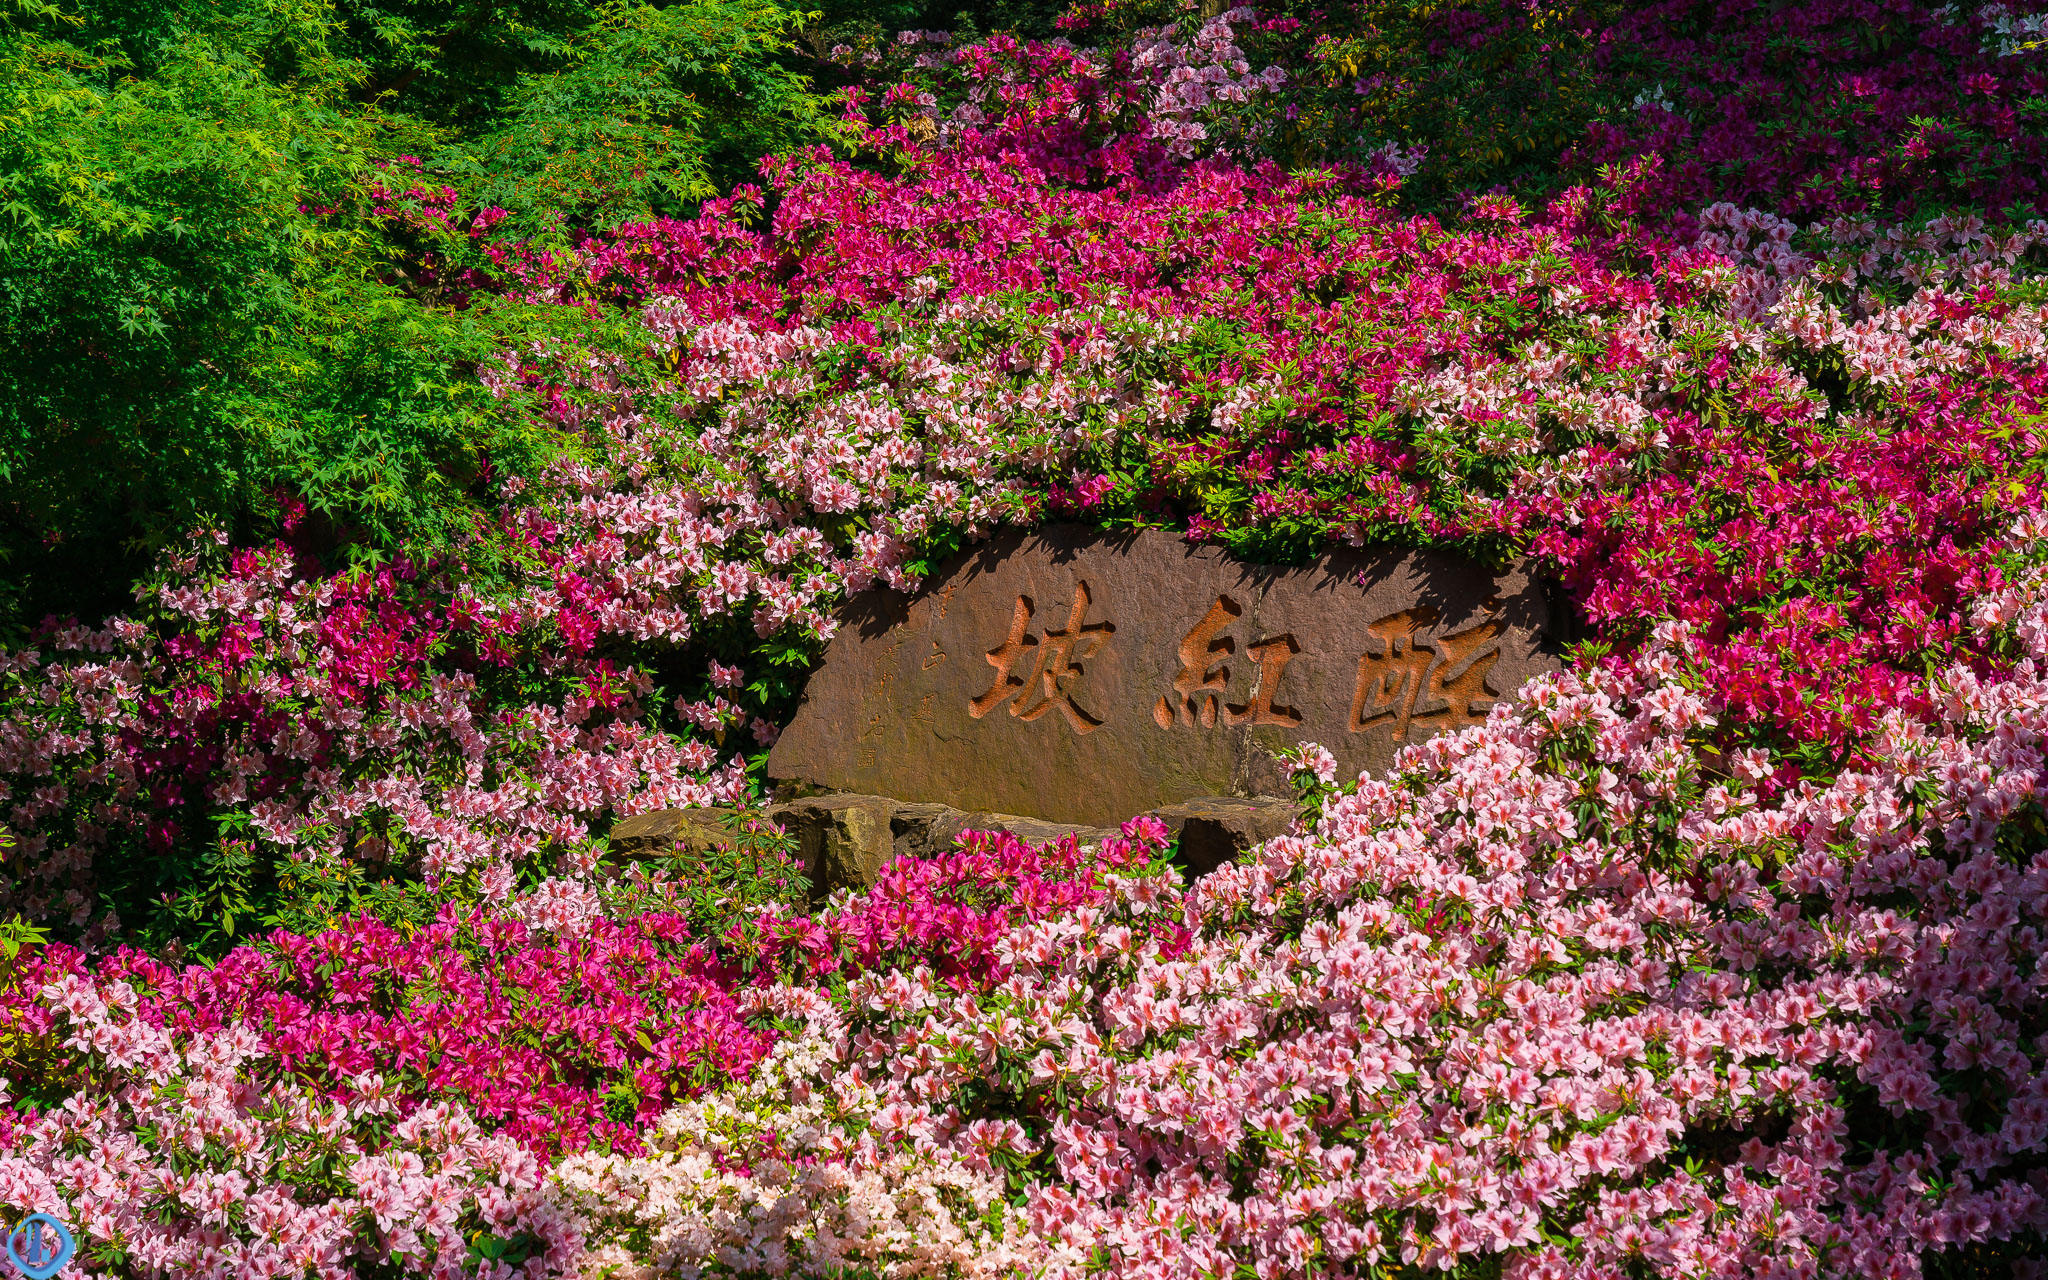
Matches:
[1969,512,2048,649]
[626,295,1190,588]
[1493,210,2048,532]
[554,991,1047,1279]
[1697,202,2048,363]
[507,876,606,938]
[1,973,582,1279]
[550,596,2048,1277]
[0,580,752,911]
[1127,9,1287,157]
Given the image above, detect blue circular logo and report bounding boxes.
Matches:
[5,1215,74,1280]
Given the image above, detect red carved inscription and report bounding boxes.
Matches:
[969,582,1115,735]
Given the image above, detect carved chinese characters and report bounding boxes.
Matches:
[1152,597,1304,731]
[767,526,1559,827]
[1349,608,1503,740]
[969,584,1115,733]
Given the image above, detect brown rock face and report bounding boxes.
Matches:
[885,802,1118,863]
[767,526,1559,827]
[769,795,896,901]
[615,792,1306,901]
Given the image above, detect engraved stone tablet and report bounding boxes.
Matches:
[767,526,1560,827]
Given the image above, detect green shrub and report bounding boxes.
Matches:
[0,0,838,637]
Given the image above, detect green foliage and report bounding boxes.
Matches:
[0,0,838,638]
[135,811,443,961]
[0,915,47,970]
[601,816,810,943]
[1055,0,1638,211]
[1262,0,1631,204]
[799,0,1068,56]
[0,828,45,974]
[453,0,842,230]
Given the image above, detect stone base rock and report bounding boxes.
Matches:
[609,806,743,858]
[884,802,959,859]
[767,795,1122,901]
[1145,795,1298,877]
[886,802,1119,863]
[768,795,896,903]
[616,792,1301,900]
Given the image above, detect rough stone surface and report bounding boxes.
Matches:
[768,794,898,900]
[886,802,958,861]
[609,806,741,858]
[768,525,1558,826]
[938,811,1120,859]
[614,792,1298,894]
[1148,795,1298,877]
[886,803,1111,861]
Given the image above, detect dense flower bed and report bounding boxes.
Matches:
[0,828,1154,1276]
[7,5,2048,1277]
[12,145,2047,941]
[997,0,2048,220]
[571,606,2048,1278]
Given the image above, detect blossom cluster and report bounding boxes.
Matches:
[554,999,1045,1280]
[14,584,2048,1274]
[0,969,582,1279]
[572,149,2048,764]
[1061,0,2048,222]
[828,8,1285,180]
[1570,0,2048,222]
[0,815,1156,1278]
[3,900,774,1158]
[0,535,756,934]
[5,9,2048,1277]
[552,602,2048,1277]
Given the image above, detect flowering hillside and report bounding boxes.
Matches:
[4,1,2048,1277]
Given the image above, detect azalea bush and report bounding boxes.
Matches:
[0,0,840,640]
[0,826,1152,1276]
[0,971,584,1279]
[9,3,2048,1278]
[16,161,2045,940]
[560,601,2048,1278]
[992,0,2048,219]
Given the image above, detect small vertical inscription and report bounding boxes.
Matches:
[1154,597,1300,729]
[1410,618,1503,729]
[1227,635,1302,727]
[1349,608,1437,737]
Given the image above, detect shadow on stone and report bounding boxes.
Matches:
[1147,795,1298,878]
